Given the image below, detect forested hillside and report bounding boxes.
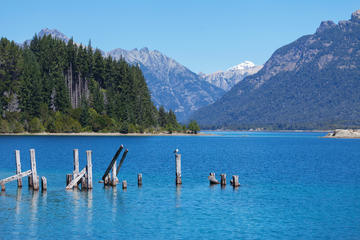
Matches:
[0,35,185,133]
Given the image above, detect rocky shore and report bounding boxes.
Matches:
[325,129,360,138]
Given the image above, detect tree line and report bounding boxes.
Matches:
[0,35,200,134]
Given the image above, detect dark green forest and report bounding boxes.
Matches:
[0,35,197,133]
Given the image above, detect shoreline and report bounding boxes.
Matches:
[0,132,213,137]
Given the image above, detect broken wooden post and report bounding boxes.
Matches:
[86,150,93,189]
[0,170,32,186]
[208,173,219,184]
[231,175,240,187]
[28,175,33,187]
[41,177,47,191]
[66,174,72,186]
[73,149,79,188]
[175,152,181,185]
[220,173,226,186]
[81,176,87,189]
[111,160,118,186]
[116,149,128,176]
[30,149,39,190]
[66,167,86,190]
[138,173,142,186]
[102,145,123,180]
[15,150,22,188]
[122,180,127,189]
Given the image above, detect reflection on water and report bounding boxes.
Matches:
[29,190,39,237]
[176,185,181,208]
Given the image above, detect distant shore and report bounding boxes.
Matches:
[0,132,212,137]
[324,129,360,139]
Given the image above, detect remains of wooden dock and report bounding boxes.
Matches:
[175,150,181,185]
[0,149,46,192]
[65,149,93,190]
[101,145,131,188]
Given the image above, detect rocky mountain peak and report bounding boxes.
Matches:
[38,28,70,43]
[316,20,336,33]
[351,9,360,22]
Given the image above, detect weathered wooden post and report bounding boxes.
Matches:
[220,173,226,186]
[232,175,240,187]
[138,173,142,186]
[15,150,22,188]
[73,149,79,188]
[28,175,33,187]
[102,145,123,181]
[41,177,47,191]
[86,150,93,189]
[66,174,73,186]
[116,149,129,176]
[111,160,118,186]
[1,184,5,192]
[122,180,127,189]
[30,149,39,190]
[175,151,181,185]
[208,172,219,184]
[81,176,87,189]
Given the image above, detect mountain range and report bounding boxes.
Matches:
[22,29,260,121]
[192,10,360,130]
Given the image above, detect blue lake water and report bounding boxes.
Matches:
[0,132,360,239]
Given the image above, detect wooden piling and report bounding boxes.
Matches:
[111,160,118,186]
[73,149,79,188]
[41,177,47,191]
[102,145,123,180]
[122,180,127,189]
[15,150,22,188]
[232,175,240,187]
[66,174,73,186]
[28,175,33,187]
[138,173,142,186]
[175,153,181,185]
[208,172,219,184]
[116,149,128,176]
[220,174,226,186]
[86,150,93,189]
[81,176,87,189]
[1,184,5,192]
[30,149,39,190]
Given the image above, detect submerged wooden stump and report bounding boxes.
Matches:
[208,173,219,184]
[41,177,47,191]
[122,180,127,189]
[220,173,226,186]
[138,173,142,186]
[231,175,240,187]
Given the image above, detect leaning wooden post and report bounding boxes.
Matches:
[86,150,93,189]
[220,174,226,186]
[175,153,182,185]
[30,149,39,190]
[138,173,142,186]
[15,150,22,188]
[73,149,79,188]
[41,177,47,191]
[116,149,129,176]
[232,175,240,187]
[102,145,124,180]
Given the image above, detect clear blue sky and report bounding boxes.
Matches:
[1,0,359,73]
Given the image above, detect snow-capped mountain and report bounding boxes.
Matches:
[200,61,263,91]
[107,47,225,121]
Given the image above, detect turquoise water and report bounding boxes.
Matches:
[0,132,360,239]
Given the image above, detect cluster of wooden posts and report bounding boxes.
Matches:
[175,151,240,187]
[0,149,47,192]
[1,147,240,192]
